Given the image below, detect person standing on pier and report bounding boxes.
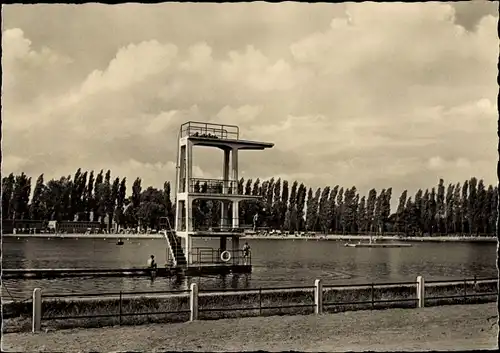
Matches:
[242,242,251,265]
[147,255,157,282]
[147,255,157,269]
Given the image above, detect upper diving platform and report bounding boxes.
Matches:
[180,121,274,150]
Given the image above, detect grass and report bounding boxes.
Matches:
[2,280,496,333]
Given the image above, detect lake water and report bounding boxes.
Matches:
[1,237,497,300]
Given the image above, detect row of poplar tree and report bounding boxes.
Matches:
[1,169,497,236]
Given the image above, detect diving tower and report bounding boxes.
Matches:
[172,121,274,268]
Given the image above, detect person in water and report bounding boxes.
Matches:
[147,255,157,269]
[242,242,251,265]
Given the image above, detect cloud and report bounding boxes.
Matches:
[179,42,213,72]
[2,27,74,121]
[220,45,311,92]
[80,40,178,96]
[2,2,497,202]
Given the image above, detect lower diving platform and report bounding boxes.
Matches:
[3,264,252,280]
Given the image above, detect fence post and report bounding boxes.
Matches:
[190,283,198,321]
[119,291,123,326]
[32,288,42,333]
[314,279,323,315]
[416,276,425,308]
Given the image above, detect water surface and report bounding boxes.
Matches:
[1,237,496,300]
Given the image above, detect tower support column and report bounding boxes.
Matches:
[232,200,239,229]
[220,236,227,254]
[186,140,193,193]
[231,147,238,183]
[232,236,240,264]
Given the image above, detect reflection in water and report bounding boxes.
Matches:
[1,237,497,300]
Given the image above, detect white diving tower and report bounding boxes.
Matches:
[173,121,274,267]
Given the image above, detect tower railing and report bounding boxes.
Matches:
[189,178,240,194]
[179,121,239,140]
[191,248,250,266]
[191,218,254,233]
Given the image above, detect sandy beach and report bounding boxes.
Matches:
[2,303,497,352]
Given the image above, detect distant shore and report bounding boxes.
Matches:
[241,234,497,243]
[3,233,165,239]
[3,233,496,243]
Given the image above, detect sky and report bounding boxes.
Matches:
[2,1,499,209]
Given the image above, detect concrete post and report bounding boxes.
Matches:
[190,283,198,321]
[223,149,230,194]
[232,201,239,229]
[221,201,229,230]
[186,141,193,193]
[416,276,425,308]
[232,236,240,264]
[186,236,193,265]
[187,197,193,233]
[174,200,181,232]
[220,236,227,253]
[314,279,323,315]
[231,147,238,183]
[179,144,186,193]
[32,288,42,333]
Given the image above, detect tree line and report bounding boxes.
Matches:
[1,169,497,236]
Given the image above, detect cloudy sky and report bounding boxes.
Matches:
[2,2,498,206]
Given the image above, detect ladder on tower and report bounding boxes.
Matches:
[162,218,187,268]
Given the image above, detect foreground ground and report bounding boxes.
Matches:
[2,303,498,352]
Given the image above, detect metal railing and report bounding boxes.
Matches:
[189,178,239,194]
[190,248,251,266]
[176,217,253,233]
[29,276,498,332]
[424,276,498,302]
[198,285,316,315]
[192,219,252,233]
[39,289,191,325]
[180,121,239,140]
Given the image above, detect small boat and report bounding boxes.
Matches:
[344,234,413,248]
[345,243,412,248]
[116,240,124,245]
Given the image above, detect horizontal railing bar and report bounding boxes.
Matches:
[323,283,381,289]
[120,290,190,296]
[43,313,119,320]
[471,292,499,297]
[425,295,467,300]
[324,282,416,289]
[323,300,374,306]
[323,298,418,306]
[182,121,239,129]
[426,292,498,300]
[370,281,418,286]
[199,285,314,294]
[43,290,190,298]
[425,278,497,284]
[199,288,261,294]
[120,310,191,317]
[260,286,315,291]
[261,304,316,309]
[44,292,123,298]
[199,306,259,312]
[190,178,238,182]
[372,298,418,303]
